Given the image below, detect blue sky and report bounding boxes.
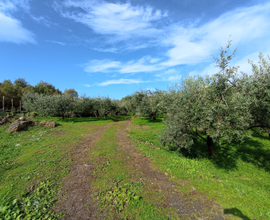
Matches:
[0,0,270,99]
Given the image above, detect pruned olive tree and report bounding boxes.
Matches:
[160,41,253,156]
[52,94,74,119]
[240,53,270,137]
[74,96,95,117]
[122,95,139,115]
[99,97,115,119]
[130,90,165,120]
[22,92,73,119]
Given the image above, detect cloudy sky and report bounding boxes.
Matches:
[1,0,270,99]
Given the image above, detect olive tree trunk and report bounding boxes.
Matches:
[207,136,215,157]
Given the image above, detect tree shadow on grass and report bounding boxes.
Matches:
[139,115,165,125]
[250,129,270,142]
[224,208,252,220]
[57,115,130,124]
[177,134,270,173]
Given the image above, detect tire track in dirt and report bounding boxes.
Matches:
[116,119,225,220]
[54,123,113,220]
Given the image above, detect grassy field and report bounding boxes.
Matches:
[0,112,127,219]
[0,111,269,219]
[127,115,270,219]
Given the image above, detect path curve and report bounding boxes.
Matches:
[116,119,225,220]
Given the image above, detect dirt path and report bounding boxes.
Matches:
[116,119,225,220]
[55,119,225,219]
[54,123,113,220]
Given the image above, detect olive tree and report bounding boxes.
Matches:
[99,97,115,119]
[137,90,166,120]
[52,94,74,119]
[126,90,165,120]
[160,41,253,156]
[22,92,55,116]
[240,53,270,137]
[74,96,95,117]
[122,95,139,115]
[22,92,73,119]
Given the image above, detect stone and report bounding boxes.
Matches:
[0,117,11,125]
[39,121,57,128]
[30,112,37,118]
[7,120,31,133]
[18,116,27,121]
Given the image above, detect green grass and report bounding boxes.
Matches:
[2,112,269,219]
[0,113,126,219]
[88,120,177,219]
[127,115,270,220]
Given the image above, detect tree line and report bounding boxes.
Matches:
[0,79,78,110]
[3,41,270,157]
[123,41,270,157]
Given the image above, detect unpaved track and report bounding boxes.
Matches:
[54,123,112,220]
[116,119,225,220]
[56,119,225,219]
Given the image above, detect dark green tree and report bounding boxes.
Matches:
[63,88,78,98]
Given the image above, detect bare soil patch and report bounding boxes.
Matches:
[54,123,112,220]
[116,119,225,220]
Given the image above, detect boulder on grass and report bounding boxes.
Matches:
[7,120,31,133]
[39,121,57,128]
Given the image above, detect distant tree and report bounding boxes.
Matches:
[122,95,138,115]
[22,92,53,116]
[74,96,95,116]
[22,92,73,119]
[63,88,78,98]
[112,99,127,115]
[52,94,74,119]
[22,85,35,95]
[14,78,28,88]
[99,97,115,119]
[33,81,62,95]
[0,80,22,109]
[130,90,165,120]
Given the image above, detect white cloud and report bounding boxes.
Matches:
[84,56,165,74]
[84,60,121,73]
[76,1,270,81]
[150,58,161,63]
[156,68,183,82]
[84,84,91,87]
[160,2,270,67]
[46,40,66,46]
[0,0,35,44]
[31,16,52,27]
[98,78,146,86]
[58,0,167,40]
[0,12,35,44]
[55,0,167,52]
[119,56,164,73]
[0,0,30,14]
